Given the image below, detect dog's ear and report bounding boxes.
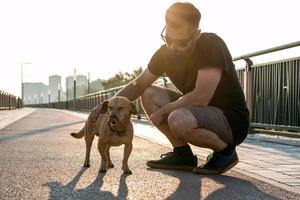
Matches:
[100,100,109,114]
[130,102,137,114]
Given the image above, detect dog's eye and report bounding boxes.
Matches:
[108,106,113,110]
[118,107,124,110]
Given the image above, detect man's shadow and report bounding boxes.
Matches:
[43,167,129,200]
[147,168,278,200]
[202,174,279,200]
[147,168,202,199]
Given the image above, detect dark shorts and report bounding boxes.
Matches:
[165,88,233,146]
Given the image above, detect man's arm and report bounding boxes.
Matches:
[90,69,158,122]
[115,68,158,101]
[150,67,222,125]
[173,67,222,106]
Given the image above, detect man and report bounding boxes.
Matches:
[92,2,249,175]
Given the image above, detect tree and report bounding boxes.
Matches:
[102,67,143,90]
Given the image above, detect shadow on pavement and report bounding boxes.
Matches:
[147,168,278,200]
[203,174,279,200]
[0,120,85,144]
[147,168,201,199]
[43,167,130,200]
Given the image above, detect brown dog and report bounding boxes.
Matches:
[71,96,137,174]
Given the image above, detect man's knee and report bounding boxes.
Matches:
[141,86,157,104]
[140,86,161,115]
[141,86,170,108]
[168,109,196,140]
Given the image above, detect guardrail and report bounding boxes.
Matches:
[27,41,300,133]
[27,84,145,119]
[0,90,23,110]
[234,41,300,132]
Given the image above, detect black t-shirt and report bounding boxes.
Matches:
[148,33,250,145]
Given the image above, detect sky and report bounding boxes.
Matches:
[0,0,299,97]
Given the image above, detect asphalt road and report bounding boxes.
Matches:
[0,109,299,200]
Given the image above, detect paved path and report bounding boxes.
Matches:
[62,109,300,195]
[0,109,300,199]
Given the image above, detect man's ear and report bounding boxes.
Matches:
[130,102,137,114]
[100,100,109,114]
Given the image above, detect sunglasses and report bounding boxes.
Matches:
[160,26,196,47]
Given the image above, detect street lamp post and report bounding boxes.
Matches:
[40,93,43,104]
[21,62,31,101]
[73,69,76,110]
[58,84,61,102]
[66,81,68,101]
[88,72,90,94]
[48,89,51,104]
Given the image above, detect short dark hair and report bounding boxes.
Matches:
[166,2,201,27]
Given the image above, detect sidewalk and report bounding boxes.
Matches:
[59,109,300,195]
[0,108,36,130]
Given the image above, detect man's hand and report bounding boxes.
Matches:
[150,108,168,126]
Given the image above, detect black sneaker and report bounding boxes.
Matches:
[193,150,239,175]
[147,152,198,171]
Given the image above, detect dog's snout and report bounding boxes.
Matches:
[109,113,117,119]
[109,114,118,124]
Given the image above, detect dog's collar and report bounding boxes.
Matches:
[107,122,126,135]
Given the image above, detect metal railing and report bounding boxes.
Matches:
[234,41,300,132]
[28,84,145,119]
[0,90,23,110]
[28,41,300,133]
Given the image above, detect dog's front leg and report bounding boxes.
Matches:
[105,145,114,168]
[98,142,108,173]
[122,143,132,174]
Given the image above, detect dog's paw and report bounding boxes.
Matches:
[108,162,114,168]
[99,169,107,173]
[83,164,90,168]
[123,168,132,175]
[99,166,107,173]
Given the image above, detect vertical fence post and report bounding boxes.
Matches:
[8,94,11,110]
[243,58,253,130]
[0,91,2,110]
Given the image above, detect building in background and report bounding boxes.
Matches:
[65,76,74,91]
[76,75,88,87]
[24,75,65,105]
[90,79,105,93]
[65,74,88,99]
[49,75,61,102]
[24,74,105,105]
[23,82,49,104]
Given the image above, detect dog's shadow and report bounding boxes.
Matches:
[43,167,129,200]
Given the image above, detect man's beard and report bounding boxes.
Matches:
[168,38,197,60]
[169,47,194,60]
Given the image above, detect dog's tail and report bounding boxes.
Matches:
[70,127,85,139]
